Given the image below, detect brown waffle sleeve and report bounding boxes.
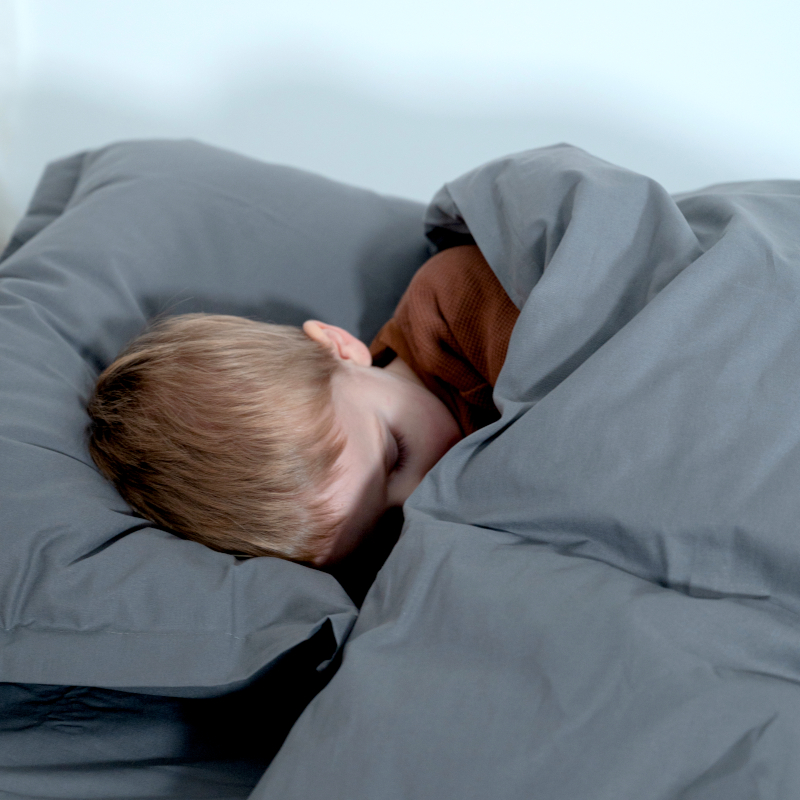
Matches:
[369,244,519,435]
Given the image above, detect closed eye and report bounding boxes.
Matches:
[393,432,409,473]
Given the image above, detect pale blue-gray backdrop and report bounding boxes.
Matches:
[1,0,799,244]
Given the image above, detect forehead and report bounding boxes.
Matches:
[318,370,393,555]
[329,375,388,480]
[315,462,389,568]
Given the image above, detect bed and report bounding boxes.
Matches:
[3,140,800,799]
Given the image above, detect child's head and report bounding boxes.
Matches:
[87,314,461,566]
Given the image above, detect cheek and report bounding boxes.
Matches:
[417,394,462,466]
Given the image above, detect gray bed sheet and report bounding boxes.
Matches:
[254,145,800,799]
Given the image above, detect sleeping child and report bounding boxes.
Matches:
[87,245,519,566]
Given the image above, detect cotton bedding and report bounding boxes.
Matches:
[4,141,800,799]
[0,140,428,797]
[255,146,800,799]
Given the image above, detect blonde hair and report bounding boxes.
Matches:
[87,314,346,562]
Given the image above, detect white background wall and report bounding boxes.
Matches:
[2,0,800,243]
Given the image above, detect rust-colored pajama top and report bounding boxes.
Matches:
[369,245,520,436]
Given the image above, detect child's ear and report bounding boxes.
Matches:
[302,321,372,367]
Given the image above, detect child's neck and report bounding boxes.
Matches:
[382,355,426,389]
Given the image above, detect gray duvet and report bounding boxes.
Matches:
[254,146,800,799]
[4,141,800,799]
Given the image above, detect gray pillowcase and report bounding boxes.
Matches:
[0,139,430,695]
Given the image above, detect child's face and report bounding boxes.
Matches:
[304,322,461,566]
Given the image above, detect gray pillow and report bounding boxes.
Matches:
[0,139,429,695]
